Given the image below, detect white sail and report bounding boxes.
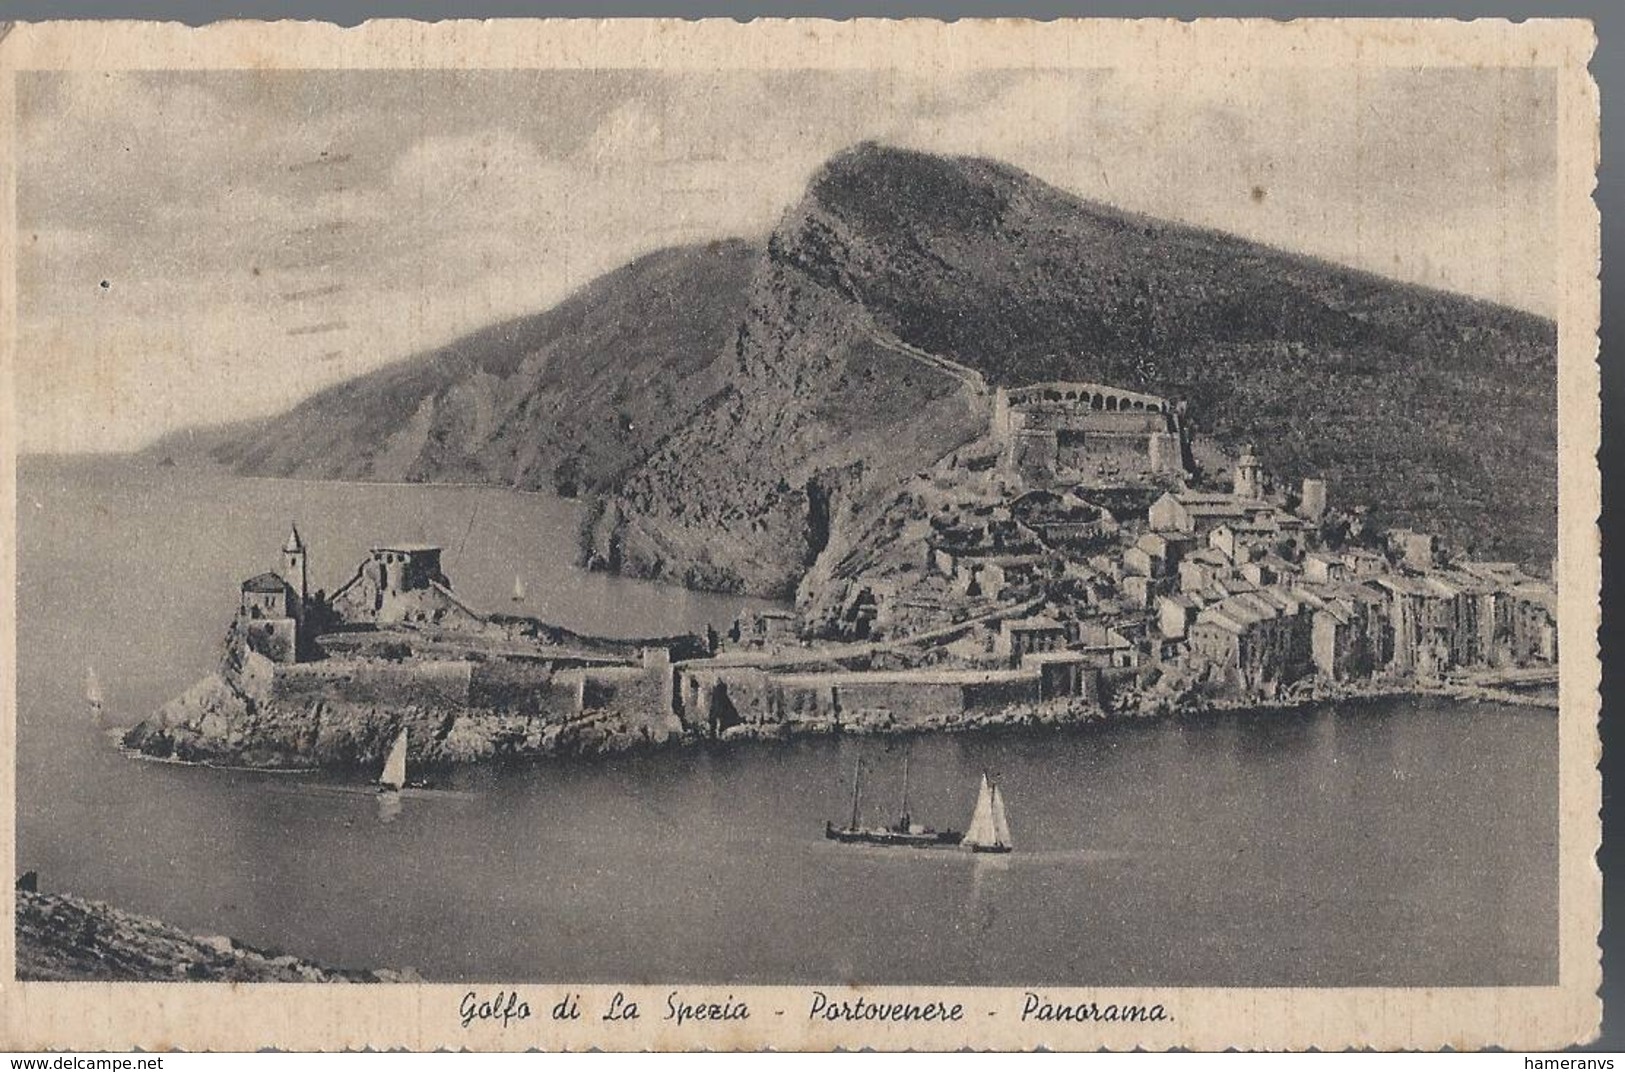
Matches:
[963,774,998,847]
[990,785,1012,849]
[512,575,526,602]
[380,728,408,790]
[85,666,103,705]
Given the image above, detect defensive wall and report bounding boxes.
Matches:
[998,382,1172,415]
[270,659,475,710]
[564,658,682,742]
[673,664,1048,733]
[244,634,1128,749]
[269,647,680,724]
[992,382,1187,484]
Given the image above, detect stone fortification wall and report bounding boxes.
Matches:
[467,659,578,719]
[1004,383,1169,413]
[763,674,948,726]
[680,666,1045,733]
[268,655,598,724]
[962,672,1043,712]
[1055,432,1164,475]
[270,660,473,710]
[136,608,703,768]
[674,667,766,732]
[824,677,963,726]
[131,649,679,769]
[571,664,681,744]
[1024,410,1170,435]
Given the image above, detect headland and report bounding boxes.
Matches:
[123,395,1559,777]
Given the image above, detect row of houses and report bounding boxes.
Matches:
[1173,582,1384,688]
[926,503,1056,600]
[1118,459,1556,686]
[1155,549,1557,688]
[993,615,1138,669]
[727,445,1556,701]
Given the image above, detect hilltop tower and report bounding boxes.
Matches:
[281,524,308,617]
[1234,446,1264,501]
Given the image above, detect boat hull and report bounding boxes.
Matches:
[825,824,963,849]
[965,843,1013,855]
[377,780,433,793]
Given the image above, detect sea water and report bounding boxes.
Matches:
[14,456,1557,985]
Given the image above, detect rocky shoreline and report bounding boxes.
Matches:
[711,677,1555,749]
[16,888,414,983]
[122,657,1555,776]
[119,669,677,771]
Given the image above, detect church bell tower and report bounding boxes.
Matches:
[1234,446,1264,501]
[281,523,308,616]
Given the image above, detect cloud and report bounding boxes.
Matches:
[887,66,1557,313]
[14,67,1557,454]
[580,100,669,166]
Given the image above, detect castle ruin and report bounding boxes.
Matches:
[991,382,1189,486]
[235,526,482,663]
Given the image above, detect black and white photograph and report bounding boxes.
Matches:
[0,17,1601,1052]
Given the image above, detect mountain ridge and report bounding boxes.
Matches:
[162,142,1558,598]
[158,238,759,498]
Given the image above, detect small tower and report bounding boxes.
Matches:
[1299,478,1328,521]
[281,523,308,615]
[1234,445,1264,501]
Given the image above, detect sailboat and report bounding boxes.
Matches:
[962,773,1014,854]
[512,575,527,603]
[377,728,409,793]
[825,756,964,848]
[85,667,104,724]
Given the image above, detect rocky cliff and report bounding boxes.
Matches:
[179,143,1559,598]
[16,888,411,982]
[586,144,1557,597]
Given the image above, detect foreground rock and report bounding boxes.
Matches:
[16,889,415,983]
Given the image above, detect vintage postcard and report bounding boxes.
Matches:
[0,17,1601,1052]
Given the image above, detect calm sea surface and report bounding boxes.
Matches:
[16,456,1557,985]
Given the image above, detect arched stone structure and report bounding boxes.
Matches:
[993,379,1187,484]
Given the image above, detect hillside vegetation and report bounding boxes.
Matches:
[178,143,1558,598]
[172,240,758,498]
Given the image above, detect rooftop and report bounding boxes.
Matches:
[241,571,290,594]
[1316,602,1355,625]
[1195,610,1249,635]
[1216,519,1281,535]
[1183,501,1260,519]
[1370,575,1434,597]
[1023,650,1101,665]
[1004,615,1065,632]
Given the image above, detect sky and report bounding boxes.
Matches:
[15,66,1557,453]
